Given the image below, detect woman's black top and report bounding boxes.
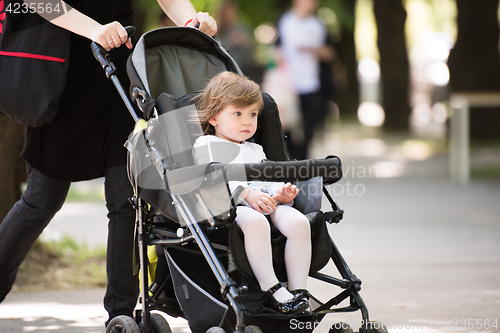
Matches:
[22,0,135,181]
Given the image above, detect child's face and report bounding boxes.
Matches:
[208,102,259,143]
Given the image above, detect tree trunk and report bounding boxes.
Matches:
[447,0,500,139]
[373,0,410,132]
[335,0,359,118]
[0,117,26,221]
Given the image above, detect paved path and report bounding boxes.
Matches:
[41,201,108,248]
[0,289,190,333]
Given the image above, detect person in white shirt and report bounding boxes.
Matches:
[192,72,311,315]
[278,0,335,160]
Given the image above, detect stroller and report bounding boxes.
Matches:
[92,26,387,333]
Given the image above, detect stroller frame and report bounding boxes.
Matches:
[92,26,383,333]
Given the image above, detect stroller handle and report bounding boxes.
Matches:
[124,26,137,38]
[90,26,141,123]
[90,26,136,75]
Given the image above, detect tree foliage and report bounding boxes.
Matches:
[374,0,410,131]
[448,0,500,139]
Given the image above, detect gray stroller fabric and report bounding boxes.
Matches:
[166,249,228,333]
[146,45,227,99]
[130,27,242,100]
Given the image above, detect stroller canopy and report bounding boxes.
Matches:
[129,27,242,101]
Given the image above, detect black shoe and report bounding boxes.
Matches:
[291,289,310,301]
[260,283,309,315]
[290,289,312,314]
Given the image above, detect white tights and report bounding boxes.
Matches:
[235,205,311,297]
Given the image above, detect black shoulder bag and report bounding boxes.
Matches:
[0,0,70,127]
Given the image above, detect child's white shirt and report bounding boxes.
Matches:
[192,135,286,206]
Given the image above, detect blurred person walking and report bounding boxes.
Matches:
[217,0,263,83]
[278,0,335,160]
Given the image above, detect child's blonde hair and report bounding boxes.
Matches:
[197,72,264,135]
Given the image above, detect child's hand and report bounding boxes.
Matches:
[241,188,277,214]
[272,183,299,204]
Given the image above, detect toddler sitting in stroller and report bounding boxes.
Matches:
[192,72,311,315]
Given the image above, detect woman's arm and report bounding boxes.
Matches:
[23,0,131,51]
[156,0,217,35]
[23,0,216,51]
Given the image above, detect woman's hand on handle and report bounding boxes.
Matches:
[157,0,217,35]
[90,22,133,51]
[186,12,217,36]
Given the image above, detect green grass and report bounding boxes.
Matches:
[65,190,105,202]
[471,165,500,180]
[21,181,106,203]
[13,181,107,292]
[14,237,107,292]
[65,185,106,202]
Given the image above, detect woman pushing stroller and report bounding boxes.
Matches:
[192,72,312,315]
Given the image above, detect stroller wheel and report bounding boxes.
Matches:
[206,327,225,333]
[106,315,141,333]
[329,322,354,333]
[139,313,172,333]
[245,325,263,333]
